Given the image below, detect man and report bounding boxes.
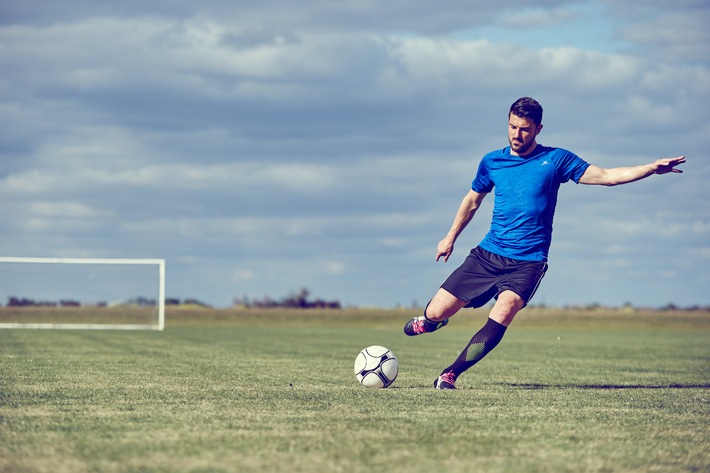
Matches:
[404,97,686,390]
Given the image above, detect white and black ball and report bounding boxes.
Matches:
[354,345,398,388]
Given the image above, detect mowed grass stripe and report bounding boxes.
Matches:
[1,308,708,473]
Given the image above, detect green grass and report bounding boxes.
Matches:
[1,308,709,472]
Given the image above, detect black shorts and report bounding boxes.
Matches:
[440,247,547,308]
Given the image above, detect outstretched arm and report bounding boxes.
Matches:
[578,156,686,186]
[436,189,487,262]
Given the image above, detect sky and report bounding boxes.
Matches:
[1,0,708,309]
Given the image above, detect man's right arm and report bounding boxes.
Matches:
[436,189,487,262]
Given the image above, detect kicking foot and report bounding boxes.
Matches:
[434,372,457,390]
[403,315,448,336]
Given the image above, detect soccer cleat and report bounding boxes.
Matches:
[403,315,449,336]
[434,372,457,390]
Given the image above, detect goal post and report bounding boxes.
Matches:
[0,257,165,331]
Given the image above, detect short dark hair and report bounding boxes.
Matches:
[509,97,543,126]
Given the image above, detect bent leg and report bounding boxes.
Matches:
[488,290,525,327]
[439,290,525,382]
[403,288,467,336]
[425,287,468,322]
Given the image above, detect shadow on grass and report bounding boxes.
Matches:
[509,383,710,390]
[387,383,710,390]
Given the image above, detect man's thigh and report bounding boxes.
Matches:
[426,287,468,320]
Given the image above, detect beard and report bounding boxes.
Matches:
[509,137,536,155]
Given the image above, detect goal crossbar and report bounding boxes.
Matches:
[0,257,165,331]
[0,257,165,265]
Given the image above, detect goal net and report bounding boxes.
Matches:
[0,257,165,330]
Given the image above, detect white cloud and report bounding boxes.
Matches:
[0,161,337,195]
[606,2,710,64]
[231,268,256,282]
[27,201,107,218]
[498,6,579,29]
[324,261,346,274]
[1,1,708,307]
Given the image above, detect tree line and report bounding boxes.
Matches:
[3,296,210,308]
[233,288,341,309]
[3,289,341,309]
[5,297,87,308]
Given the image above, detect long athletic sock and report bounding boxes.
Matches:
[441,318,507,380]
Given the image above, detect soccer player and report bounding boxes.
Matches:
[404,97,686,390]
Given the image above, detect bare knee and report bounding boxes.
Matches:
[489,290,525,327]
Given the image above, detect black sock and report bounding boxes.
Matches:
[441,318,507,379]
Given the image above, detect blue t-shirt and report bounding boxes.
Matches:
[472,145,590,262]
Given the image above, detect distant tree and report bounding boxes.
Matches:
[283,288,310,308]
[181,298,212,308]
[241,288,341,309]
[7,297,58,307]
[59,300,81,307]
[232,296,252,307]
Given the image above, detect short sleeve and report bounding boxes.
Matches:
[553,149,590,184]
[471,154,494,193]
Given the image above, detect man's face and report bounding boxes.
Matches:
[508,113,542,156]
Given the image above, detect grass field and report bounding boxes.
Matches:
[1,307,709,473]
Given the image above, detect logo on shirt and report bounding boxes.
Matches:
[541,160,550,166]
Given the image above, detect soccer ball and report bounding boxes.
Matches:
[354,345,398,388]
